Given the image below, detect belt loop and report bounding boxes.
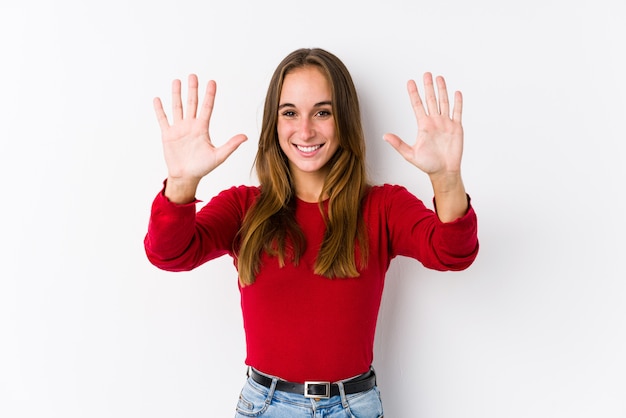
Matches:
[266,377,278,406]
[336,381,349,408]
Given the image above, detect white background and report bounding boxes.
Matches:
[1,0,625,417]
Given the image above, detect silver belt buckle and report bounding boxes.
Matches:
[304,381,331,399]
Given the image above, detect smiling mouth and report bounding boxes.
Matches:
[296,144,323,153]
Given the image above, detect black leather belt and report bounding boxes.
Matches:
[248,368,376,399]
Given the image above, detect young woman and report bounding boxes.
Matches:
[145,48,478,417]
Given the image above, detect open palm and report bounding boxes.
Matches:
[153,74,247,181]
[384,72,463,178]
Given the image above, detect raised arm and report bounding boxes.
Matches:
[153,74,248,203]
[383,73,467,223]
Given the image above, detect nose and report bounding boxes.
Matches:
[298,118,315,141]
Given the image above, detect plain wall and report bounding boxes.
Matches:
[1,0,625,417]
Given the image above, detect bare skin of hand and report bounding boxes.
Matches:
[153,74,247,203]
[384,72,468,222]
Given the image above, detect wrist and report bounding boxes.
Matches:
[429,171,463,193]
[164,176,201,204]
[429,172,468,223]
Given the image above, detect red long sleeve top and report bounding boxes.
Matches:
[144,183,478,383]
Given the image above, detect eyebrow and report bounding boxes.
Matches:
[278,101,333,110]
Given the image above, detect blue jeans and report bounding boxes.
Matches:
[234,371,384,417]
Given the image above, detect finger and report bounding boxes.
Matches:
[171,78,183,121]
[436,75,450,117]
[407,79,427,120]
[452,90,463,123]
[214,134,248,166]
[153,97,170,131]
[186,74,199,119]
[423,72,439,115]
[198,80,217,124]
[383,133,414,162]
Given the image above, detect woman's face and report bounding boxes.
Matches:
[277,66,339,182]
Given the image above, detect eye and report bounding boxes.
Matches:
[281,110,296,118]
[315,110,332,118]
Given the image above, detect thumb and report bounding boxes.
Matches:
[383,133,413,161]
[214,134,248,166]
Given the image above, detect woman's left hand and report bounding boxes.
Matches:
[384,72,463,180]
[385,73,469,222]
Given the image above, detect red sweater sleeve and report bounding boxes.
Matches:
[144,184,258,272]
[379,185,478,271]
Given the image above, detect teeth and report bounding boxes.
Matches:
[297,145,322,153]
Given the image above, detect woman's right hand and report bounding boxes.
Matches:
[153,74,247,203]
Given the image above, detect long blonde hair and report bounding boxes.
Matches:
[237,48,369,286]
